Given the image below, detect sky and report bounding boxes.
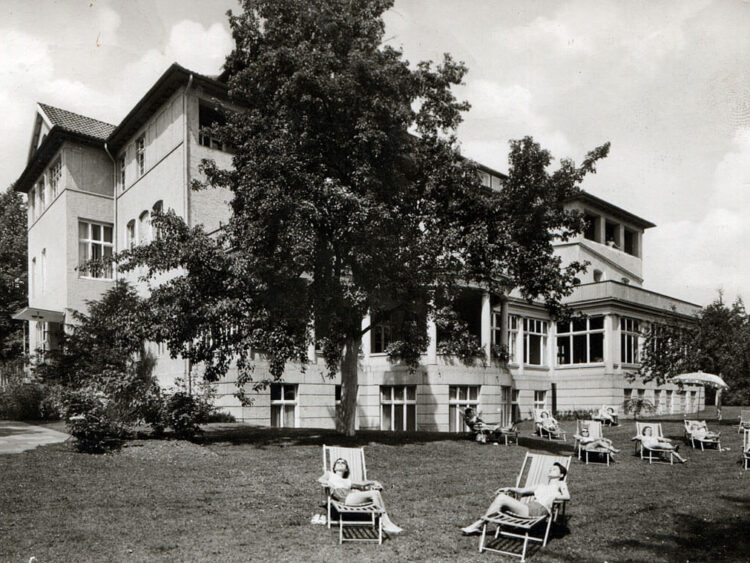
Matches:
[1,0,748,307]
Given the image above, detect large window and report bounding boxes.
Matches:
[499,385,513,426]
[198,104,228,151]
[138,211,150,244]
[270,384,297,428]
[126,220,136,250]
[48,158,61,199]
[36,180,45,210]
[118,156,126,191]
[534,390,547,411]
[496,313,518,363]
[371,323,391,354]
[620,317,640,364]
[556,316,604,365]
[78,221,113,278]
[380,385,416,431]
[448,385,479,432]
[524,318,548,365]
[135,135,145,177]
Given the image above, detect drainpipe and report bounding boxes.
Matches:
[183,73,194,391]
[103,142,117,280]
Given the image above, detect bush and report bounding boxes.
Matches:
[161,392,205,439]
[204,410,236,423]
[0,382,62,420]
[62,388,128,453]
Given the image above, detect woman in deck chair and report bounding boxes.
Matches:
[642,426,687,463]
[461,463,568,534]
[463,407,502,443]
[687,421,720,442]
[540,411,562,435]
[321,458,403,534]
[578,426,620,456]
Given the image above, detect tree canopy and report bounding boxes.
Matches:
[637,294,750,405]
[119,0,610,435]
[0,185,27,362]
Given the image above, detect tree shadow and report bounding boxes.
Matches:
[608,494,750,562]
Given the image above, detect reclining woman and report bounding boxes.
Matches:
[540,411,562,434]
[600,406,618,425]
[578,426,620,456]
[461,463,569,534]
[320,458,403,534]
[642,426,687,463]
[688,421,720,441]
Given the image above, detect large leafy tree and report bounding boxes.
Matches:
[120,0,609,435]
[0,186,27,362]
[637,294,750,405]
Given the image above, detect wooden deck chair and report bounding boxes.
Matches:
[592,405,619,426]
[684,420,721,451]
[743,430,750,470]
[574,420,612,465]
[478,453,572,561]
[739,410,750,434]
[321,445,383,544]
[534,409,566,441]
[632,422,679,464]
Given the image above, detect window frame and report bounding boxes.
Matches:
[380,385,417,431]
[78,220,114,279]
[270,383,298,428]
[48,158,61,199]
[620,317,641,365]
[448,385,480,433]
[523,318,548,366]
[534,390,547,411]
[118,155,126,191]
[556,316,605,365]
[135,135,145,177]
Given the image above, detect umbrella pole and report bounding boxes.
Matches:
[716,388,722,422]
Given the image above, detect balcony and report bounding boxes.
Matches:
[565,281,701,318]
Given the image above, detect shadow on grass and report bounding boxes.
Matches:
[609,494,750,562]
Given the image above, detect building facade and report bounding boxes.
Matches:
[13,63,704,432]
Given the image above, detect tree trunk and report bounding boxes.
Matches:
[337,334,361,436]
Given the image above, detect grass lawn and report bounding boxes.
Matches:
[1,407,749,562]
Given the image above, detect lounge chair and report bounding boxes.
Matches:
[684,419,721,451]
[321,445,383,544]
[592,405,619,426]
[534,409,566,441]
[743,430,749,470]
[478,453,572,561]
[632,422,680,464]
[574,420,613,465]
[739,410,750,434]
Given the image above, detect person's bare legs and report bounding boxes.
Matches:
[345,490,403,533]
[461,493,529,534]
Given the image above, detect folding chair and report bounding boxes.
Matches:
[574,420,612,465]
[478,453,571,561]
[592,405,619,426]
[683,420,721,451]
[632,422,679,464]
[739,410,750,434]
[534,409,566,441]
[321,445,383,544]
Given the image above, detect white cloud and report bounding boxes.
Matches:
[645,128,750,304]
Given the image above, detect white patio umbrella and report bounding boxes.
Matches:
[671,371,728,389]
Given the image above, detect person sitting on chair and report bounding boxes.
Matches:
[641,426,687,463]
[578,426,620,455]
[600,406,618,425]
[688,421,719,441]
[320,458,403,534]
[461,463,569,534]
[540,411,561,433]
[464,407,501,443]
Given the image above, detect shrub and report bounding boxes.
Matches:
[0,381,62,420]
[162,391,205,439]
[62,388,128,453]
[204,410,236,423]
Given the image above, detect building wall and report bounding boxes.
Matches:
[186,91,233,233]
[65,144,112,197]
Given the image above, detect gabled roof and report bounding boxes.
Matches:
[38,103,116,141]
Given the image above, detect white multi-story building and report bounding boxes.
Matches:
[13,63,703,431]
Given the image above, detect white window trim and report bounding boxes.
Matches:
[270,384,298,428]
[380,385,417,431]
[78,220,114,280]
[556,317,605,366]
[524,318,548,366]
[448,385,480,433]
